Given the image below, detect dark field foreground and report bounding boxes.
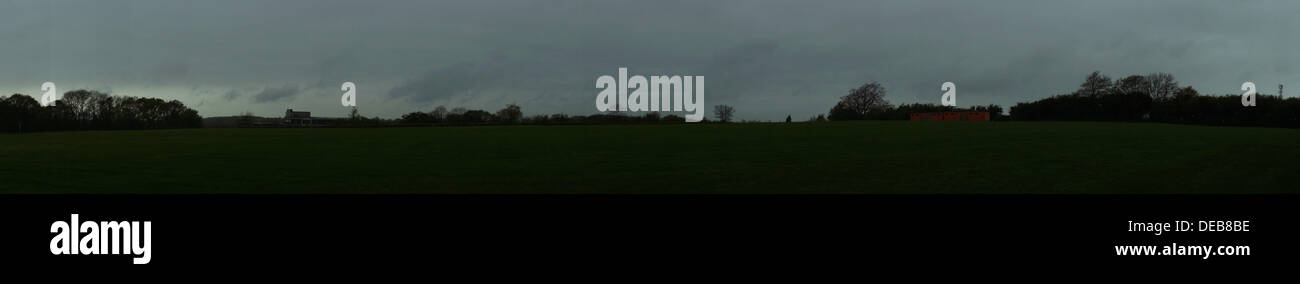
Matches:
[1,121,1296,193]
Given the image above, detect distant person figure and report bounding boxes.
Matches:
[786,115,792,123]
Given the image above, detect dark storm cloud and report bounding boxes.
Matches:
[252,85,299,103]
[3,0,1299,119]
[222,89,243,101]
[388,61,503,104]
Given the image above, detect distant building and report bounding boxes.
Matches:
[910,112,990,122]
[282,109,335,126]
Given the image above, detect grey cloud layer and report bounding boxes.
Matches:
[252,85,300,103]
[2,0,1297,120]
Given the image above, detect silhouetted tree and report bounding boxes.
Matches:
[713,105,735,122]
[462,110,495,123]
[401,111,435,123]
[0,90,200,133]
[430,105,447,122]
[1144,73,1178,100]
[831,82,891,120]
[1,94,41,132]
[1114,75,1148,95]
[496,104,523,124]
[1079,71,1112,97]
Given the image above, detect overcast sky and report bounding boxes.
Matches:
[2,0,1297,120]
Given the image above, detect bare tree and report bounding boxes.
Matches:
[840,81,892,114]
[1079,71,1112,97]
[713,104,735,122]
[1143,73,1178,100]
[1113,75,1148,95]
[430,105,447,121]
[496,103,523,124]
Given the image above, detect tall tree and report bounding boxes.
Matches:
[1114,75,1148,95]
[1144,73,1178,100]
[713,104,735,122]
[1,94,40,132]
[496,104,523,124]
[1079,71,1112,97]
[838,81,892,115]
[429,105,447,122]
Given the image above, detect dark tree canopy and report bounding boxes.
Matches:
[496,104,523,123]
[1144,73,1179,100]
[1012,74,1300,128]
[0,90,201,133]
[1079,71,1113,97]
[830,81,891,120]
[1114,75,1148,95]
[842,82,891,113]
[713,104,735,122]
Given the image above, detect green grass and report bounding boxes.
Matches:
[1,121,1297,193]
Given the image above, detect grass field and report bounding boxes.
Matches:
[1,121,1297,193]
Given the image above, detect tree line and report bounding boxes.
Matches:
[396,103,743,126]
[13,71,1291,133]
[0,90,202,133]
[1010,71,1300,128]
[826,82,1007,121]
[825,72,1300,128]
